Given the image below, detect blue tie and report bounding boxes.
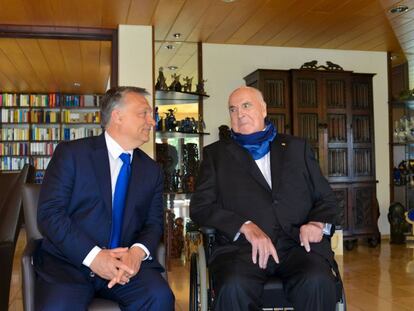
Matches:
[109,153,131,248]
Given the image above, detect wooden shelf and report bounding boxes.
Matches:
[0,106,30,109]
[156,131,210,139]
[155,90,208,105]
[62,122,100,125]
[61,106,100,110]
[390,100,414,108]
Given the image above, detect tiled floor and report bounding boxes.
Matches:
[9,230,414,311]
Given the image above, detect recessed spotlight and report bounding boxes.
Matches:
[73,82,81,87]
[222,0,237,2]
[390,55,399,61]
[168,66,178,71]
[389,5,409,14]
[173,33,181,38]
[165,44,175,50]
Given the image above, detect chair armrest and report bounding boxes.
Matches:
[199,226,216,237]
[21,239,42,311]
[156,243,167,280]
[0,241,14,311]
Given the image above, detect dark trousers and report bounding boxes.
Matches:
[35,267,174,311]
[210,243,337,311]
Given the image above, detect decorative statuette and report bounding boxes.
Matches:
[196,79,207,95]
[300,60,344,71]
[155,67,168,90]
[183,76,193,92]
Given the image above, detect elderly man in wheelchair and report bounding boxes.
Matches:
[189,86,345,311]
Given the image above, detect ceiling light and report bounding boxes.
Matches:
[222,0,237,2]
[389,5,409,14]
[168,66,178,71]
[165,44,175,50]
[390,55,399,61]
[73,82,81,87]
[173,33,181,38]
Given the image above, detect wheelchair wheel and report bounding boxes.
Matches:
[189,244,208,311]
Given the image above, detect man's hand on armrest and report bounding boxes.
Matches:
[299,221,324,252]
[239,222,279,269]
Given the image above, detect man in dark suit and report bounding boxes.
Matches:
[190,86,340,311]
[35,87,174,311]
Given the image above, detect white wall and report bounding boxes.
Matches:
[202,43,390,235]
[118,25,154,158]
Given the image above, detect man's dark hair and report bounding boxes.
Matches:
[100,86,150,129]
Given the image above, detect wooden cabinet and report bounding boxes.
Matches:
[245,69,379,249]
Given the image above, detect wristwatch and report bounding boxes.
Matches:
[322,223,332,235]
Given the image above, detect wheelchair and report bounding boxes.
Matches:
[189,227,346,311]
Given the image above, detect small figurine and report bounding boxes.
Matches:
[388,202,408,244]
[169,74,182,92]
[171,217,184,258]
[300,60,318,69]
[196,79,207,95]
[155,67,168,90]
[165,108,177,131]
[326,61,343,71]
[183,76,193,92]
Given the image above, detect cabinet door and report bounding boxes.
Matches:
[351,74,375,182]
[331,183,350,232]
[322,72,352,183]
[244,70,291,134]
[351,183,379,236]
[291,70,323,167]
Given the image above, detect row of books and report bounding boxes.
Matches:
[1,109,29,123]
[1,128,30,141]
[63,127,102,141]
[0,93,101,108]
[31,142,59,156]
[0,157,30,170]
[31,128,60,141]
[1,126,103,141]
[0,156,51,170]
[62,111,101,124]
[30,110,60,123]
[33,157,52,170]
[0,142,29,156]
[1,109,100,124]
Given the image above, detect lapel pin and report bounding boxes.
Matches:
[281,142,286,147]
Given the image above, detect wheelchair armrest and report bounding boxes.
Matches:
[199,226,216,237]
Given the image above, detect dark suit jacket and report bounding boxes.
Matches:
[35,134,164,283]
[190,134,339,265]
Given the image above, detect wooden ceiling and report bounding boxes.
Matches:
[0,0,412,94]
[0,38,111,94]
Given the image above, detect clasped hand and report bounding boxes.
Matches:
[90,247,145,288]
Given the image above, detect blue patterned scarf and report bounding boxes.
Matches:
[231,121,277,160]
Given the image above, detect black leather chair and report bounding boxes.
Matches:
[21,183,167,311]
[0,164,33,311]
[189,227,346,311]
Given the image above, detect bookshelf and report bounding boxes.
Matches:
[0,93,102,181]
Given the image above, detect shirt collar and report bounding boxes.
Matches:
[104,131,133,163]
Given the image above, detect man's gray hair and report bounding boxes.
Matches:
[100,86,150,129]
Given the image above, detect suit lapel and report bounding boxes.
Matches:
[91,134,112,215]
[121,148,144,239]
[225,140,271,192]
[270,135,287,196]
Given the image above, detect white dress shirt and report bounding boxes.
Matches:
[82,132,150,267]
